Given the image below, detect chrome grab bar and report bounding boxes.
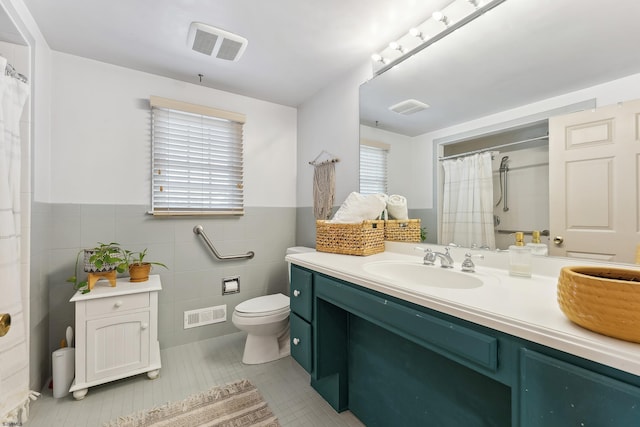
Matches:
[193,225,255,261]
[496,229,550,236]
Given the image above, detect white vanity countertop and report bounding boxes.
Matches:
[286,244,640,377]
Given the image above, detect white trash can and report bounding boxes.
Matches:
[52,347,75,398]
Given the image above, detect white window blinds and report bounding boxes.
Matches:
[359,141,389,195]
[150,96,246,215]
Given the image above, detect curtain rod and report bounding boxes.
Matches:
[438,135,548,161]
[3,60,28,83]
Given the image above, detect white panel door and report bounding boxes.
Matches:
[86,312,150,382]
[549,99,640,263]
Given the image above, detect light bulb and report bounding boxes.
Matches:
[371,53,384,63]
[432,11,449,26]
[409,28,424,40]
[389,42,405,53]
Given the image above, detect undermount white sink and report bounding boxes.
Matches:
[363,261,485,290]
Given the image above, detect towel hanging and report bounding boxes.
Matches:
[309,150,339,166]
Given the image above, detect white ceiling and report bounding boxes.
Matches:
[361,0,640,136]
[0,4,26,45]
[19,0,453,107]
[10,0,640,133]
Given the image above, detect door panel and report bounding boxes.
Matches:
[565,157,613,228]
[549,99,640,263]
[86,312,150,382]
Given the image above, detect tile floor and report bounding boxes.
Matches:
[26,332,364,426]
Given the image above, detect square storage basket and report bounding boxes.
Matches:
[316,220,385,256]
[384,219,421,242]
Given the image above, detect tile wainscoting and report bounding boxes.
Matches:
[30,203,296,387]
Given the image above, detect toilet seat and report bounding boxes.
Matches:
[234,293,289,318]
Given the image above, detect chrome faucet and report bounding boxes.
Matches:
[423,247,454,268]
[461,253,485,273]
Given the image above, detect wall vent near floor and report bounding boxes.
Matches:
[184,305,227,329]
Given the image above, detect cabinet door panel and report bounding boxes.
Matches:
[290,313,312,373]
[520,349,640,426]
[86,312,150,382]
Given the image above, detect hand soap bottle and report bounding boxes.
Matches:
[509,231,532,277]
[526,230,548,256]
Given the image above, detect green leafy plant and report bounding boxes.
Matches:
[420,227,428,242]
[67,242,127,294]
[122,248,167,269]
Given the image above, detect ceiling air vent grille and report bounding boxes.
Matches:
[389,99,430,115]
[188,22,248,61]
[192,29,218,56]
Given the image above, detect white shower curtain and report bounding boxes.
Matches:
[441,152,496,249]
[0,56,34,423]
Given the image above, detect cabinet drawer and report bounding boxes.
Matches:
[290,313,312,373]
[85,293,150,317]
[290,266,313,322]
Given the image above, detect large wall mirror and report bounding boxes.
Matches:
[359,0,640,263]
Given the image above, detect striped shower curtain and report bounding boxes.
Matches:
[441,152,496,249]
[0,56,34,423]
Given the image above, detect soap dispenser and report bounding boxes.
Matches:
[509,231,532,277]
[526,230,548,256]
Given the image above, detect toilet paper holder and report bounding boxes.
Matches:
[222,276,240,295]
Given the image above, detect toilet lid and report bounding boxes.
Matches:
[235,293,289,315]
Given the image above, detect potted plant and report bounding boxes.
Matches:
[67,242,127,293]
[123,248,167,282]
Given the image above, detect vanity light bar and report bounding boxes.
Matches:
[371,0,506,76]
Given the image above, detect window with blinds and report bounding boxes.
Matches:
[150,96,245,215]
[360,141,389,195]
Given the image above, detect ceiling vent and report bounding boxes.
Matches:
[187,22,248,62]
[388,99,430,115]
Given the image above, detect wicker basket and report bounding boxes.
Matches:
[557,266,640,343]
[384,219,421,242]
[316,220,385,256]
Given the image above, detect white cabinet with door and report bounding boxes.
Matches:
[69,276,162,400]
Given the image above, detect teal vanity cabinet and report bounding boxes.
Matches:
[289,265,313,373]
[289,264,640,426]
[519,349,640,426]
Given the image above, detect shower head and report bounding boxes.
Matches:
[499,156,509,172]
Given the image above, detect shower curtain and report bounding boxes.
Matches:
[441,152,496,249]
[0,57,34,423]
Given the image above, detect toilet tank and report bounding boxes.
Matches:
[286,246,315,282]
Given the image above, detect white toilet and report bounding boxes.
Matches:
[232,246,314,364]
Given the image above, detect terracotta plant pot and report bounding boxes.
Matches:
[129,263,152,282]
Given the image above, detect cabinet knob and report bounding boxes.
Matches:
[293,337,300,345]
[141,323,149,330]
[293,290,301,297]
[553,236,564,246]
[114,300,123,308]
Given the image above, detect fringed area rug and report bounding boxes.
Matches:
[104,379,280,427]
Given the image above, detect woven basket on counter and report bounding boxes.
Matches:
[557,266,640,343]
[384,219,421,242]
[316,220,385,256]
